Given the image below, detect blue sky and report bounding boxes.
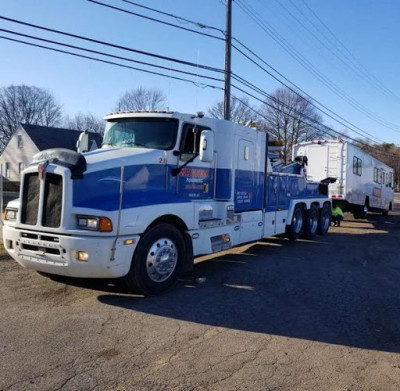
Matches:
[1,0,399,144]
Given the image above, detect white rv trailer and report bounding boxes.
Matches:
[293,140,394,218]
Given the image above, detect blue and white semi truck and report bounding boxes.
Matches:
[3,111,331,295]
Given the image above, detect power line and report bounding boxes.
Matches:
[117,0,225,34]
[80,0,395,142]
[0,15,224,74]
[1,32,397,159]
[231,84,400,159]
[299,0,400,101]
[272,0,396,101]
[231,73,384,144]
[232,42,386,144]
[236,0,400,132]
[86,0,224,41]
[0,28,225,84]
[0,35,223,91]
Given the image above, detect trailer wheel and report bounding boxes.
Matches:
[123,223,185,296]
[318,203,331,236]
[354,203,368,219]
[286,204,304,241]
[304,204,319,239]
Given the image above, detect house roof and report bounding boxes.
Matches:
[21,124,103,151]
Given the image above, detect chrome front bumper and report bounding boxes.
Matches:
[2,225,139,278]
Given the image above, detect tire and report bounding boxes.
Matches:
[304,204,319,240]
[382,204,390,216]
[286,204,304,241]
[354,203,368,219]
[123,223,185,296]
[318,203,331,236]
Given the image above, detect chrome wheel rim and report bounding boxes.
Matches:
[146,238,178,282]
[293,209,303,233]
[310,212,318,233]
[322,210,330,231]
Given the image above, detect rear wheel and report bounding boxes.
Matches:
[318,203,331,235]
[286,204,304,241]
[304,204,319,240]
[354,203,368,219]
[123,223,185,296]
[382,204,390,216]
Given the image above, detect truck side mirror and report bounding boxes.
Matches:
[76,130,89,153]
[199,130,214,162]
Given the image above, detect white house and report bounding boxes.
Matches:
[0,124,103,182]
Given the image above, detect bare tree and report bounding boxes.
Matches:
[208,96,259,124]
[0,85,62,149]
[116,87,166,111]
[64,112,105,134]
[259,87,326,163]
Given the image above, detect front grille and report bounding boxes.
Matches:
[21,243,61,255]
[21,173,40,225]
[42,173,63,228]
[21,172,63,228]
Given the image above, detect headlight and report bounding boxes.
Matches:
[3,208,17,221]
[77,215,113,232]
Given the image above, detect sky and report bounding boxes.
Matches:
[0,0,400,144]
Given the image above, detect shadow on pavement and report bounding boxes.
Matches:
[95,211,400,354]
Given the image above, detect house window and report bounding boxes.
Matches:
[17,135,23,149]
[18,162,24,174]
[5,162,10,178]
[353,156,362,176]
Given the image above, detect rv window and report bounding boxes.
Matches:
[353,156,362,176]
[382,170,385,184]
[373,167,379,183]
[389,172,393,187]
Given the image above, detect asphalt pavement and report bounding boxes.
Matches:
[1,199,400,390]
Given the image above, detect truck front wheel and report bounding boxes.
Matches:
[123,223,185,296]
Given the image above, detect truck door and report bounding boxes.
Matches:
[176,123,213,200]
[235,138,264,243]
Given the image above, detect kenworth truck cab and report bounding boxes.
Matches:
[3,111,331,295]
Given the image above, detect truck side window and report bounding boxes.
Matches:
[180,124,210,157]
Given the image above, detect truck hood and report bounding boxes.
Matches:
[83,147,167,173]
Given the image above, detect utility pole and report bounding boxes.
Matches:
[224,0,232,121]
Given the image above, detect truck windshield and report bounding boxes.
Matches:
[103,118,179,150]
